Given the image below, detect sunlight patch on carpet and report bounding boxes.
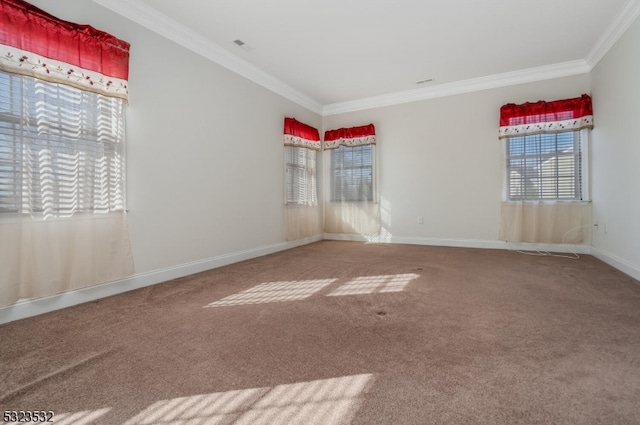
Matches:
[328,273,419,296]
[205,279,337,307]
[123,374,374,425]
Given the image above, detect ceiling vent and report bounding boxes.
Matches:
[232,39,253,51]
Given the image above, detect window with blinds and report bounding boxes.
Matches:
[0,71,126,218]
[331,145,373,202]
[284,146,317,206]
[506,131,582,200]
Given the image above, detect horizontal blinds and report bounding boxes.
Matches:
[284,146,317,206]
[331,144,373,202]
[0,71,125,217]
[506,131,581,200]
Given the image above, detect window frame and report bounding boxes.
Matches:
[284,145,318,207]
[503,128,590,202]
[329,144,375,203]
[0,70,127,219]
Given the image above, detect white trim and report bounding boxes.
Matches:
[90,0,323,115]
[6,234,639,325]
[322,60,591,115]
[323,233,591,254]
[91,0,636,116]
[0,235,322,325]
[591,247,640,283]
[585,0,640,69]
[91,0,636,115]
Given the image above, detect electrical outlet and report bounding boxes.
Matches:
[417,217,423,224]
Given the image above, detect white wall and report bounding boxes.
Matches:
[27,0,322,274]
[323,75,591,246]
[590,16,640,279]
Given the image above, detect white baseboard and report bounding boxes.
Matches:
[323,233,592,254]
[0,235,322,325]
[4,234,635,325]
[590,247,640,283]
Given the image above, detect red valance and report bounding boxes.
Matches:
[499,94,593,139]
[324,124,376,150]
[0,0,130,99]
[283,117,321,150]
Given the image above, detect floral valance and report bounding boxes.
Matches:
[0,0,130,100]
[499,94,593,139]
[284,117,321,151]
[324,124,376,150]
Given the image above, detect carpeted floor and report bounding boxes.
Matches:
[2,241,640,424]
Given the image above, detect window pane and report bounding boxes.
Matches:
[506,131,581,201]
[284,146,317,206]
[0,71,126,218]
[331,145,373,202]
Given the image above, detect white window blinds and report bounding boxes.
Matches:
[330,144,374,202]
[0,71,126,218]
[284,146,317,206]
[506,131,582,201]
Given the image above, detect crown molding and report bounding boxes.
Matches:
[585,0,640,68]
[91,0,323,115]
[92,0,634,117]
[322,60,591,116]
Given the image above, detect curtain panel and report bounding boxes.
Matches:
[324,123,376,150]
[324,124,380,235]
[0,0,133,307]
[0,0,130,100]
[499,94,593,139]
[498,95,593,244]
[283,117,322,241]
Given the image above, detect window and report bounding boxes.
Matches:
[284,146,317,206]
[499,94,593,203]
[506,130,584,201]
[0,71,126,217]
[330,144,374,202]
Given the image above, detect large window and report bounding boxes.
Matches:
[284,146,317,206]
[505,130,583,201]
[330,144,374,202]
[0,71,126,218]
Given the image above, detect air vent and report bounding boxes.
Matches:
[232,39,254,51]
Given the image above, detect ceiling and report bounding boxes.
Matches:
[94,0,638,114]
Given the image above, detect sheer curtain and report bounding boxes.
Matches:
[0,0,133,307]
[283,118,322,241]
[498,95,593,244]
[324,124,380,236]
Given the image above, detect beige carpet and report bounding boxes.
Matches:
[2,241,640,424]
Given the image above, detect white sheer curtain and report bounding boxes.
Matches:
[283,118,322,241]
[499,202,590,244]
[324,124,380,236]
[0,0,133,307]
[498,95,593,244]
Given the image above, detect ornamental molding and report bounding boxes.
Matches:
[91,0,639,116]
[585,0,640,68]
[91,0,323,114]
[322,60,591,116]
